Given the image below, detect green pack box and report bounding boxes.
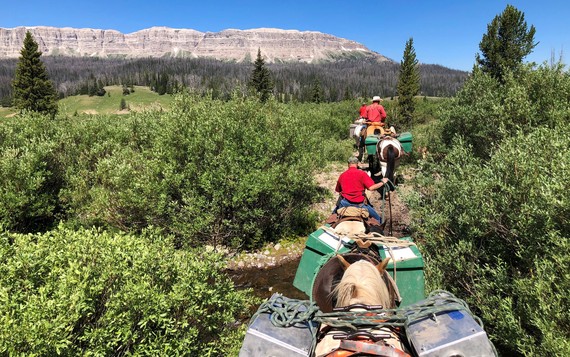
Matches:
[293,228,353,297]
[378,236,425,306]
[398,132,413,154]
[365,135,379,155]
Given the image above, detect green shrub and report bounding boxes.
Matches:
[0,114,62,232]
[410,125,570,355]
[0,225,253,356]
[0,93,362,248]
[441,63,570,158]
[138,93,326,248]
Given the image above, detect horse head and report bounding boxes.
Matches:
[332,255,394,309]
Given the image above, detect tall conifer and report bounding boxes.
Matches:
[12,31,58,117]
[249,48,273,103]
[476,4,537,82]
[311,78,322,103]
[397,38,420,126]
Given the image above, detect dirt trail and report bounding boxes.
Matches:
[313,161,411,237]
[226,161,412,271]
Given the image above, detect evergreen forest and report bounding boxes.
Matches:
[0,56,467,107]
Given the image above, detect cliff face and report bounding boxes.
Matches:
[0,26,390,63]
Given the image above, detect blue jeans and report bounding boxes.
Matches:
[334,198,382,223]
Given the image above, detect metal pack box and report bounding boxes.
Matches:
[239,295,318,357]
[407,309,496,357]
[349,123,357,138]
[293,227,352,297]
[378,237,425,306]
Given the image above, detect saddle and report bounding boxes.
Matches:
[337,206,369,219]
[326,208,382,235]
[334,207,369,235]
[365,122,387,137]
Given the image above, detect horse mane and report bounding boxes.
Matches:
[332,260,393,309]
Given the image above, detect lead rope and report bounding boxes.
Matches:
[377,179,394,236]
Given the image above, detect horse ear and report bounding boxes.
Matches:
[336,255,351,270]
[376,257,391,272]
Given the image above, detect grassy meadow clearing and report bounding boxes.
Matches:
[0,85,175,118]
[58,85,174,116]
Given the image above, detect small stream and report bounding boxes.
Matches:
[228,258,309,301]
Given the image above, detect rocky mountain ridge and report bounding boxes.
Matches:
[0,26,391,63]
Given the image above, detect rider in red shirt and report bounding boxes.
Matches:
[366,96,387,124]
[359,103,368,118]
[334,156,388,222]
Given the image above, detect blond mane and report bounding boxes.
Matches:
[332,259,393,309]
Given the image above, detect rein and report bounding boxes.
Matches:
[377,179,394,235]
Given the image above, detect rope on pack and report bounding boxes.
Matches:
[252,291,494,356]
[250,295,321,355]
[314,290,483,331]
[318,226,416,284]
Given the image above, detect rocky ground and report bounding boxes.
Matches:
[225,161,412,271]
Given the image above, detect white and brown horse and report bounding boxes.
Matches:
[376,135,403,184]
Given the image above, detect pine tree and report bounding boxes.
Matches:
[12,31,58,117]
[397,38,420,127]
[311,78,323,103]
[249,48,274,103]
[476,4,537,82]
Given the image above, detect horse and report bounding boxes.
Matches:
[315,255,409,356]
[332,255,394,309]
[376,135,403,184]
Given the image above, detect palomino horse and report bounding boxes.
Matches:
[315,255,409,356]
[332,255,394,309]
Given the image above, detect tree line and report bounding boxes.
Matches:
[0,54,467,106]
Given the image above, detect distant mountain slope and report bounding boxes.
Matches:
[0,26,392,63]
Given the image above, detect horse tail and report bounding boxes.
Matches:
[384,145,396,183]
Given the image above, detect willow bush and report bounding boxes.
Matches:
[408,63,570,355]
[0,225,252,355]
[1,93,358,248]
[441,63,570,159]
[0,114,63,232]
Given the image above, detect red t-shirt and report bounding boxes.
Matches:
[335,166,375,203]
[366,103,387,122]
[359,105,367,118]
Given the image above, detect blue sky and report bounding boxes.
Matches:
[1,1,568,71]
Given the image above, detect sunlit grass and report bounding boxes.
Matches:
[58,85,174,117]
[0,106,16,118]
